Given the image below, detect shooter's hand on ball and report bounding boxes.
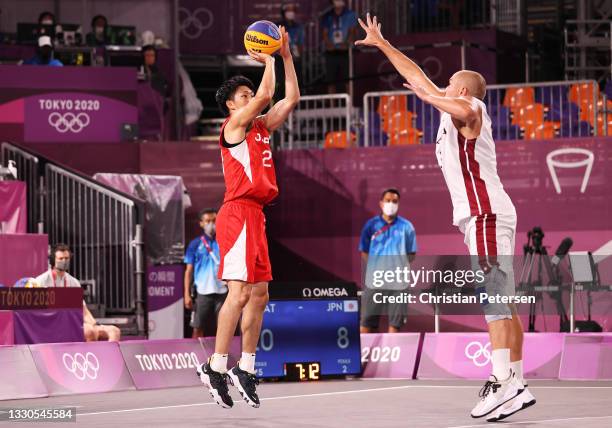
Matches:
[247,49,274,65]
[278,26,292,59]
[355,13,385,48]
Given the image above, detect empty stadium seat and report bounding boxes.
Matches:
[503,87,535,110]
[388,128,422,145]
[384,110,416,133]
[523,121,560,140]
[324,131,356,149]
[569,82,599,105]
[513,103,546,127]
[377,95,408,119]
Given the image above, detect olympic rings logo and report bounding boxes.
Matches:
[179,7,213,40]
[464,341,491,367]
[48,112,90,133]
[62,352,100,380]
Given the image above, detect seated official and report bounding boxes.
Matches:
[23,36,63,67]
[35,243,121,342]
[86,14,109,46]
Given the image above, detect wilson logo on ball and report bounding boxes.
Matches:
[244,20,281,55]
[245,34,269,46]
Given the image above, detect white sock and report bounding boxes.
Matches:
[210,353,228,374]
[239,352,256,374]
[510,360,524,384]
[491,348,511,381]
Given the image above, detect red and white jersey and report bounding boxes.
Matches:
[434,98,516,227]
[219,117,279,206]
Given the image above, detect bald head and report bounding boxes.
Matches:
[449,70,487,100]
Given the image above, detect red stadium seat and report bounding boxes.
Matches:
[388,127,422,145]
[377,95,409,128]
[513,103,546,127]
[503,87,535,110]
[523,121,560,140]
[324,131,356,149]
[383,110,416,133]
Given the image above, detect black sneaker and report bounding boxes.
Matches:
[196,362,233,408]
[228,365,260,408]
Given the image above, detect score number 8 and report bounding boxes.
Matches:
[337,327,349,349]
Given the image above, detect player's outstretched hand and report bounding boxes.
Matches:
[403,82,430,101]
[278,25,291,59]
[355,13,385,48]
[247,49,274,64]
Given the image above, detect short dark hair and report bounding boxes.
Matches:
[198,208,217,220]
[38,11,55,24]
[50,243,71,267]
[381,188,400,200]
[142,44,156,53]
[215,76,255,116]
[91,14,107,27]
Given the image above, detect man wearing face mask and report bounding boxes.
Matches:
[359,188,417,333]
[86,14,109,46]
[23,36,63,66]
[184,208,227,338]
[321,0,358,94]
[276,2,304,99]
[35,243,121,342]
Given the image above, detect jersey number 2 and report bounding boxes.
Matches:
[262,150,272,167]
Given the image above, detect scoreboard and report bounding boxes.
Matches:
[255,282,361,379]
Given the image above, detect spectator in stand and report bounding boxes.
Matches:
[0,8,4,43]
[86,14,109,46]
[141,44,170,99]
[23,36,63,66]
[38,11,56,27]
[35,243,121,342]
[276,1,304,99]
[321,0,358,94]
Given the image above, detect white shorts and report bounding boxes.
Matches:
[461,214,517,323]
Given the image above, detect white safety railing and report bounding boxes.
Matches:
[363,80,603,147]
[279,94,352,150]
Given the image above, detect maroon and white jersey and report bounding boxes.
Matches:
[434,98,516,227]
[219,117,279,206]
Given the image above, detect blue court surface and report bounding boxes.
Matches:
[2,379,612,427]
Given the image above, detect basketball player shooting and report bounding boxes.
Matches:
[196,26,299,409]
[356,14,535,422]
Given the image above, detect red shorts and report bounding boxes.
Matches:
[216,200,272,283]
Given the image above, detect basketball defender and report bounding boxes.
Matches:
[356,14,535,421]
[197,26,299,408]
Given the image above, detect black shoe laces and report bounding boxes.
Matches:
[210,371,230,395]
[243,372,260,396]
[479,380,500,399]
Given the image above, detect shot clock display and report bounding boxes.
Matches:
[255,283,361,379]
[284,362,321,381]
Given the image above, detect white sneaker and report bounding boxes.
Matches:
[470,371,523,418]
[486,385,536,422]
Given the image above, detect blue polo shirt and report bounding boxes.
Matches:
[23,56,63,66]
[321,8,358,49]
[184,235,227,295]
[359,215,418,256]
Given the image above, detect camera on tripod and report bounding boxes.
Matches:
[525,226,545,254]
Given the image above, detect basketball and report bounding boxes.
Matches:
[244,20,282,55]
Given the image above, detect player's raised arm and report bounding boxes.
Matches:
[403,80,480,130]
[405,81,479,123]
[229,50,276,128]
[355,13,444,97]
[263,26,300,131]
